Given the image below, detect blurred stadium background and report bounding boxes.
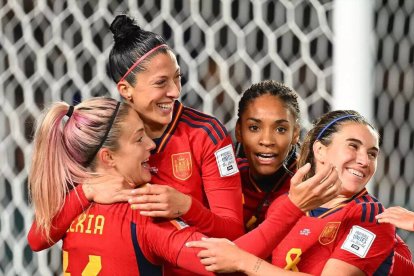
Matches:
[0,0,413,274]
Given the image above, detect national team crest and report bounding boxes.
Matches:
[319,222,341,245]
[171,152,192,180]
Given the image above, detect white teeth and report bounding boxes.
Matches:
[157,103,172,110]
[257,153,276,160]
[348,168,364,178]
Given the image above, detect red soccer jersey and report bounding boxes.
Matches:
[62,202,211,275]
[151,101,244,276]
[271,189,396,275]
[149,101,243,237]
[238,155,296,231]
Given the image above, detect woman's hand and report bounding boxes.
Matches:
[376,206,414,231]
[289,163,341,212]
[186,238,246,273]
[82,173,133,204]
[129,184,192,218]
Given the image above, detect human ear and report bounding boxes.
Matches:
[97,148,116,167]
[313,140,327,164]
[292,125,300,145]
[235,121,242,143]
[117,81,133,103]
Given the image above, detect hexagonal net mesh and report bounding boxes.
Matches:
[373,0,414,251]
[0,0,412,274]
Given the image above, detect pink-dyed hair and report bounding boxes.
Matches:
[28,97,130,240]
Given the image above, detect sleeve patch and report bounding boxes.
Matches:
[214,144,239,177]
[169,218,189,230]
[341,225,376,258]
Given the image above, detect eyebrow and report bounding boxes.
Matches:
[131,128,145,138]
[246,118,289,124]
[346,138,379,152]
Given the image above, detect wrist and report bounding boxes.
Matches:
[182,194,192,215]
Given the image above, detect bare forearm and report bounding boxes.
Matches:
[240,255,309,276]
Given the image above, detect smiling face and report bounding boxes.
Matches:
[122,51,182,138]
[236,94,299,179]
[315,122,379,197]
[111,109,156,186]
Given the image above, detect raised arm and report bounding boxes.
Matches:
[187,237,310,276]
[128,135,244,239]
[182,135,244,239]
[28,174,133,251]
[236,163,340,258]
[28,185,90,251]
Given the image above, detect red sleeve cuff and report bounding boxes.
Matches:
[181,197,204,222]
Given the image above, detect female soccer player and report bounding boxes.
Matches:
[106,14,243,240]
[236,80,301,231]
[188,110,413,275]
[28,98,213,275]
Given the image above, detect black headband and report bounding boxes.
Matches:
[85,101,121,166]
[66,106,74,118]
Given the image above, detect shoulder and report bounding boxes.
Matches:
[347,194,385,224]
[179,106,228,145]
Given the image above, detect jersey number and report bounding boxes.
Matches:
[284,248,302,272]
[63,250,102,275]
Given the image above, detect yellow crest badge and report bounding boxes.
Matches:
[319,222,341,245]
[171,152,192,180]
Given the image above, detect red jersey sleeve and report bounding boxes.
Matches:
[331,202,396,275]
[140,218,213,275]
[235,195,304,258]
[181,134,244,240]
[390,233,414,275]
[27,185,90,251]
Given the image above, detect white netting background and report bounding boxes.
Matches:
[373,0,414,252]
[0,0,412,274]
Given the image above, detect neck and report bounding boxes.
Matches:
[320,195,350,208]
[145,123,169,139]
[251,167,284,193]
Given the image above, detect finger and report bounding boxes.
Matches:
[105,189,135,202]
[309,164,334,187]
[317,167,339,191]
[200,257,217,266]
[129,194,160,204]
[205,264,219,272]
[131,203,168,211]
[290,163,311,186]
[139,210,170,217]
[376,217,393,224]
[186,241,210,249]
[197,249,215,259]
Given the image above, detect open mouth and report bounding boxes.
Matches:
[142,159,150,169]
[256,153,277,161]
[347,168,365,178]
[157,103,173,110]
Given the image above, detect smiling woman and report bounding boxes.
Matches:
[187,110,414,276]
[27,98,216,275]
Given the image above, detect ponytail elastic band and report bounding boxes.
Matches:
[66,106,74,118]
[85,101,121,166]
[316,115,357,140]
[118,44,168,84]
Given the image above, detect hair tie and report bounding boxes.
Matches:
[118,44,168,84]
[316,115,357,140]
[66,106,74,118]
